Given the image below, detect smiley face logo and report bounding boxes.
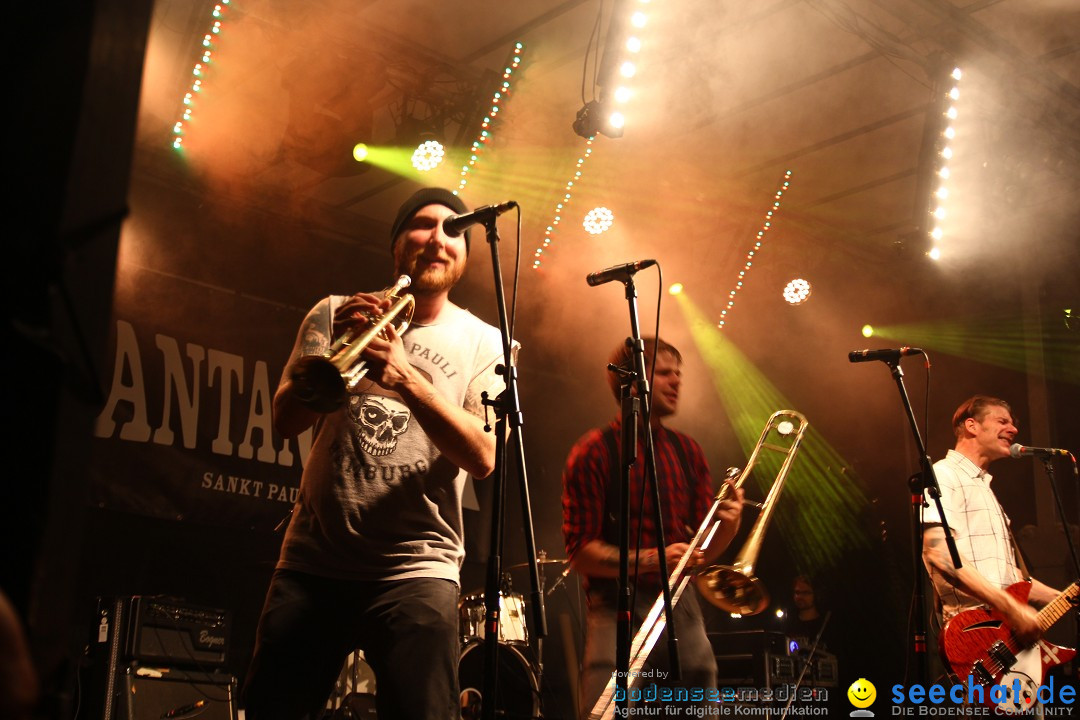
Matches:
[847,678,876,709]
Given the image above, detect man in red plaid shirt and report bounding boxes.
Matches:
[563,337,744,717]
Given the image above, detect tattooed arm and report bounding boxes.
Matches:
[274,299,334,439]
[922,525,1042,643]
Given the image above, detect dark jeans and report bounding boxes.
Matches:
[580,586,717,719]
[243,569,460,720]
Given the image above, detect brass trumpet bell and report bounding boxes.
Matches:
[290,275,415,412]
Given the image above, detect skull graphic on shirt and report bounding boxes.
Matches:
[350,395,411,457]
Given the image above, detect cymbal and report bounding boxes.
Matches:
[507,558,568,571]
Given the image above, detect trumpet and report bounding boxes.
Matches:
[289,275,416,412]
[587,409,807,720]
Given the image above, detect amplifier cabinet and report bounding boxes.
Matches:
[119,666,237,720]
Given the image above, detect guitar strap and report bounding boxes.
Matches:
[1009,531,1033,581]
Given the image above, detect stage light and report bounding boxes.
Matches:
[669,283,683,296]
[946,106,958,119]
[572,100,624,139]
[411,139,445,172]
[862,325,874,338]
[928,247,942,260]
[949,87,960,100]
[944,126,955,139]
[626,37,642,53]
[614,86,632,103]
[630,11,647,27]
[935,186,948,199]
[941,146,953,160]
[933,207,946,220]
[931,227,943,240]
[782,278,811,305]
[583,206,614,235]
[951,67,962,80]
[352,143,369,163]
[775,609,785,619]
[619,61,637,78]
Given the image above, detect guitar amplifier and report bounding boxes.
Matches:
[100,596,231,667]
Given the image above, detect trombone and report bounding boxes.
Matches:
[289,275,416,412]
[587,409,808,720]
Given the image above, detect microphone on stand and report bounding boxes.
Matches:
[1009,443,1072,459]
[847,347,923,363]
[442,201,518,238]
[586,259,657,287]
[546,563,573,597]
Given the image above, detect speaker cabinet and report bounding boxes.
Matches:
[118,666,236,720]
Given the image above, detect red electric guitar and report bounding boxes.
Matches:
[940,580,1079,713]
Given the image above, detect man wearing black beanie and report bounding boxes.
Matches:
[245,188,504,720]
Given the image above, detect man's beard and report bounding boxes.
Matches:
[395,249,464,294]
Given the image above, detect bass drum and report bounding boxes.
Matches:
[458,640,540,720]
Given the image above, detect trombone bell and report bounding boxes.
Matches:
[696,565,769,615]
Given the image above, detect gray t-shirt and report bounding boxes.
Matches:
[278,297,505,583]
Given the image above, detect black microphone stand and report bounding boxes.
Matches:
[879,357,962,686]
[611,276,681,718]
[1037,456,1080,577]
[477,214,546,720]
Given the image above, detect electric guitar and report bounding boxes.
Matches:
[940,580,1079,713]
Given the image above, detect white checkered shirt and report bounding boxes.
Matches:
[922,449,1021,620]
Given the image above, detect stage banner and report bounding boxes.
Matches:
[90,264,312,528]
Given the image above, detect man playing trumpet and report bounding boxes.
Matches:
[244,188,506,720]
[563,337,744,717]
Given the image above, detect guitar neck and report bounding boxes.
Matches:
[1038,582,1080,633]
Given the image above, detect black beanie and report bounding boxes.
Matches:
[389,187,471,254]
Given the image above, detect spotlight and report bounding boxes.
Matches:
[352,143,369,163]
[782,278,811,305]
[573,100,624,139]
[951,67,962,80]
[630,11,647,28]
[775,609,785,619]
[928,247,942,260]
[583,206,615,234]
[669,283,683,296]
[861,324,874,338]
[411,139,445,171]
[619,61,637,78]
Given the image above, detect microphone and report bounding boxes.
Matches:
[1010,443,1071,459]
[586,259,657,287]
[847,347,922,363]
[442,201,517,238]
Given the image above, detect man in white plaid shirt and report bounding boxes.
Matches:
[921,395,1060,645]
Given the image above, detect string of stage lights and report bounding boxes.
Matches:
[531,138,595,270]
[927,67,962,261]
[716,170,793,330]
[454,43,524,193]
[172,0,231,150]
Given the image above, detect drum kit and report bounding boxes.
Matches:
[326,553,570,720]
[457,553,569,720]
